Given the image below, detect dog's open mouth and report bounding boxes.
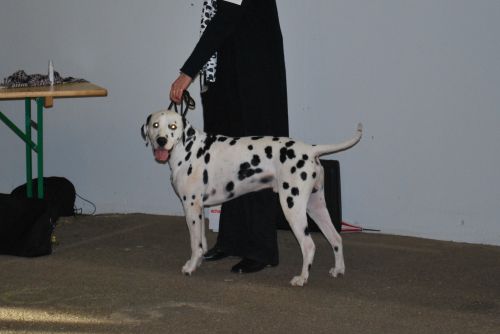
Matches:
[154,148,170,162]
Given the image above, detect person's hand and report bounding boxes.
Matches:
[170,73,193,103]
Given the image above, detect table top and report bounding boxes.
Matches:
[0,82,107,100]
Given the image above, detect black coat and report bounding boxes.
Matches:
[181,0,289,137]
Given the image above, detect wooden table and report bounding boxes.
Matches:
[0,82,107,198]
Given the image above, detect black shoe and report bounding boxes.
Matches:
[231,258,270,274]
[203,247,229,261]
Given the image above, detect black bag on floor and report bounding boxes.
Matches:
[0,177,75,257]
[11,176,76,222]
[0,194,53,257]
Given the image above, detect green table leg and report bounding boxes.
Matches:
[25,98,33,198]
[0,98,44,199]
[36,98,44,199]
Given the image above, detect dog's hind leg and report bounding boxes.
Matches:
[181,201,205,276]
[306,185,345,278]
[279,190,316,287]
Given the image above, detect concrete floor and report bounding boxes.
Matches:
[0,213,499,334]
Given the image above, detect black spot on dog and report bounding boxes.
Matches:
[272,137,279,141]
[248,145,253,150]
[196,147,204,159]
[238,162,252,180]
[199,243,203,249]
[204,153,211,164]
[192,194,196,200]
[285,141,295,147]
[185,141,193,152]
[226,181,234,192]
[228,192,235,199]
[251,155,261,166]
[203,194,209,201]
[312,188,318,193]
[178,161,182,166]
[251,136,263,140]
[185,152,192,161]
[304,226,310,236]
[203,170,208,184]
[229,139,237,145]
[192,220,196,225]
[308,264,312,271]
[301,172,307,181]
[281,147,296,162]
[291,187,299,196]
[302,154,309,160]
[187,165,192,175]
[334,246,339,252]
[182,195,186,201]
[218,136,228,142]
[279,148,287,163]
[287,197,294,208]
[186,126,195,137]
[265,146,273,159]
[238,159,263,180]
[240,162,251,170]
[198,214,202,220]
[296,160,305,169]
[239,168,255,180]
[204,134,217,152]
[283,182,290,189]
[312,172,317,178]
[291,167,296,174]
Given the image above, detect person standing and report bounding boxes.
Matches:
[170,0,289,273]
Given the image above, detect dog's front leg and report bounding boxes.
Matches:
[181,201,206,276]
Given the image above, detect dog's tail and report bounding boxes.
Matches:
[313,123,363,157]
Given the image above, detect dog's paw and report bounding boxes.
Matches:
[290,276,307,287]
[329,266,345,278]
[181,266,193,276]
[182,260,197,276]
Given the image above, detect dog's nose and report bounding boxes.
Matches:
[156,137,167,147]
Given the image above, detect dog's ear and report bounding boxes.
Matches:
[141,115,152,146]
[141,124,149,146]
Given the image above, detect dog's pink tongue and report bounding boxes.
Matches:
[154,148,169,162]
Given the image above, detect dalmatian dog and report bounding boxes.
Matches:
[141,95,362,286]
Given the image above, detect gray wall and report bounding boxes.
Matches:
[1,0,499,245]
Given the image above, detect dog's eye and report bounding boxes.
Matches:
[153,122,159,128]
[168,124,177,130]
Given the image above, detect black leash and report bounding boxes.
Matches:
[168,90,195,118]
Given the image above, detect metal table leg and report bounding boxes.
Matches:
[36,98,44,199]
[0,97,44,198]
[25,98,33,197]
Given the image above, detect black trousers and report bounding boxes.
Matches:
[201,83,283,266]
